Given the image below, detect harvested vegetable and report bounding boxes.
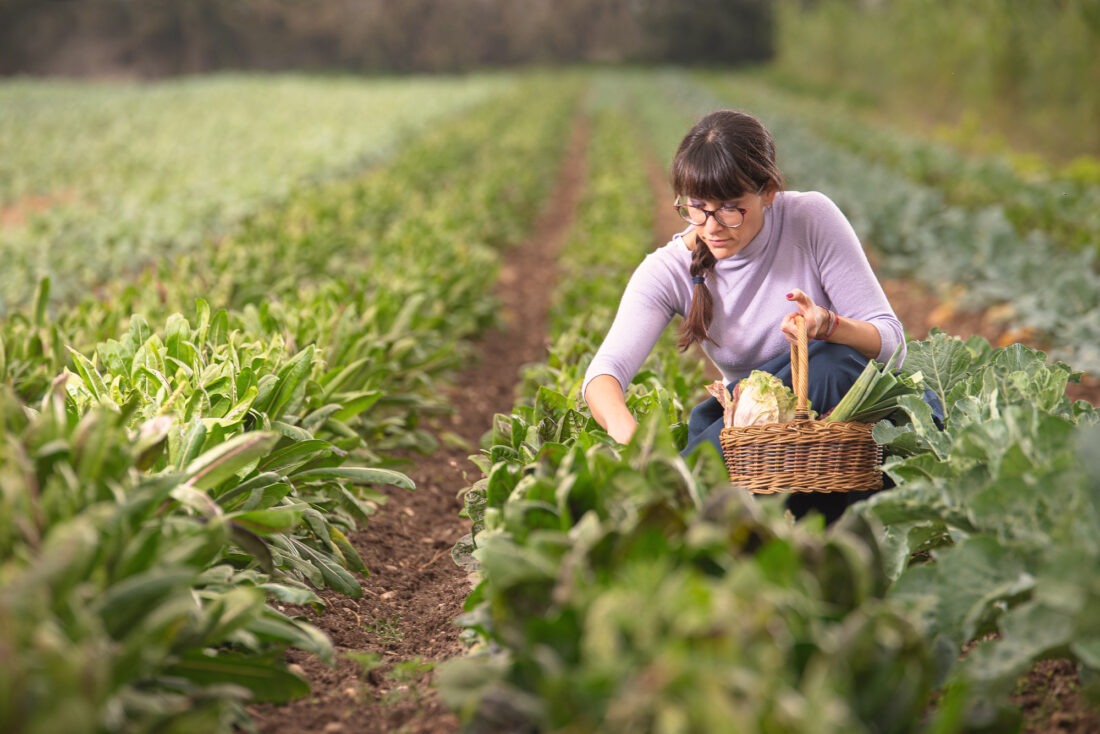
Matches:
[734,370,799,427]
[824,344,922,423]
[708,371,803,428]
[706,379,738,428]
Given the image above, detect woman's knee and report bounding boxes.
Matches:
[805,343,868,414]
[688,396,723,433]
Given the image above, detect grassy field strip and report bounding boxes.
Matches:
[0,73,582,734]
[1,74,578,401]
[0,73,512,311]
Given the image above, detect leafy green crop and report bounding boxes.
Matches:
[1,71,584,732]
[862,333,1100,716]
[441,72,1100,734]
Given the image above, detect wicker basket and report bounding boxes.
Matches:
[719,316,883,494]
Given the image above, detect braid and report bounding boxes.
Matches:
[671,109,784,352]
[677,242,718,351]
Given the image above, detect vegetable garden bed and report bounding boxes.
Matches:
[2,69,1098,734]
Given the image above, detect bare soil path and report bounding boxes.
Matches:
[250,111,1097,734]
[248,113,589,734]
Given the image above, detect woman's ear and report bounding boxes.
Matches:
[762,186,778,207]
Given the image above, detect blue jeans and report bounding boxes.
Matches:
[682,342,874,524]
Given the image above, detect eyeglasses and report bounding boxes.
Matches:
[673,197,749,229]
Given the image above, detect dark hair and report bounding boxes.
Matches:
[673,110,785,351]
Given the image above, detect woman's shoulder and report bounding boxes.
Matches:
[630,231,692,280]
[647,228,694,263]
[777,189,842,215]
[775,190,851,237]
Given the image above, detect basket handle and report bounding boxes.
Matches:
[791,314,811,419]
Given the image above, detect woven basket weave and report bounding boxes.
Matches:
[719,316,883,494]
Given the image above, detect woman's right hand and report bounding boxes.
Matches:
[783,288,830,340]
[583,374,637,444]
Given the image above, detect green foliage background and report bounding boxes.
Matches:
[775,0,1100,161]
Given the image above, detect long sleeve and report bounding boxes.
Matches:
[797,192,906,364]
[581,253,682,396]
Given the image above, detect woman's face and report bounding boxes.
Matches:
[686,188,776,259]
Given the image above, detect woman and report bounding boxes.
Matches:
[582,109,906,521]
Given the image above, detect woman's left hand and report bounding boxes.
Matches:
[782,289,830,342]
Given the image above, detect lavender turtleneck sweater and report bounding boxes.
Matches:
[582,190,906,397]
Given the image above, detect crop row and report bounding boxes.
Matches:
[0,73,581,734]
[440,71,1100,733]
[0,73,508,311]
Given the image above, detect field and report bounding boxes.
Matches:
[2,69,1099,734]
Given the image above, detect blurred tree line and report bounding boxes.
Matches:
[0,0,774,77]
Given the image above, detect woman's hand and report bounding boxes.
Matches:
[783,289,831,342]
[584,374,637,444]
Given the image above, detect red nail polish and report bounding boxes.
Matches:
[785,292,793,299]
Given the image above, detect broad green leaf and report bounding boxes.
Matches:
[284,536,362,597]
[133,364,171,396]
[879,394,953,460]
[184,431,280,491]
[66,349,113,406]
[209,306,229,346]
[33,277,50,326]
[333,391,384,423]
[319,356,372,398]
[229,508,302,535]
[962,602,1075,684]
[196,585,268,644]
[215,470,289,508]
[1070,638,1100,670]
[73,410,119,482]
[173,417,208,469]
[212,384,259,427]
[195,297,212,341]
[92,569,197,639]
[925,536,1035,646]
[301,508,335,552]
[166,650,309,704]
[248,608,334,663]
[165,312,197,366]
[314,391,383,426]
[903,332,975,420]
[330,527,367,574]
[472,534,557,590]
[130,335,167,386]
[260,581,323,606]
[336,484,381,522]
[271,420,314,442]
[264,346,315,419]
[384,292,426,341]
[290,465,414,490]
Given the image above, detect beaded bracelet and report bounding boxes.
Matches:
[821,309,840,340]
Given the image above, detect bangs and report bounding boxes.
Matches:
[671,143,758,202]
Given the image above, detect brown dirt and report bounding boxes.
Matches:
[247,114,589,734]
[1013,659,1100,734]
[0,190,78,229]
[248,113,1098,734]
